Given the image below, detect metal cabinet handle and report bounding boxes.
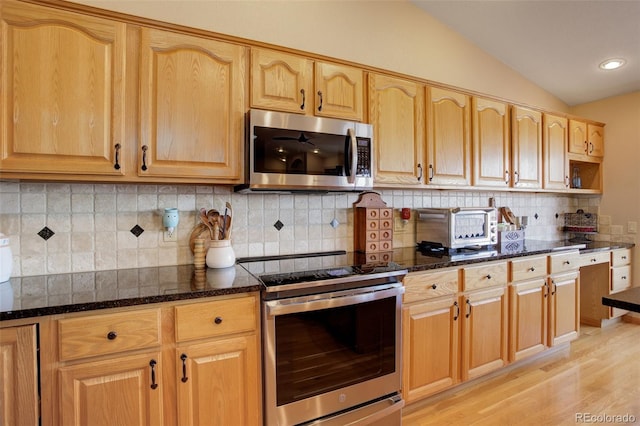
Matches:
[529,267,535,272]
[551,280,556,296]
[465,299,472,318]
[590,258,597,262]
[417,163,423,182]
[543,282,548,298]
[180,353,189,383]
[589,142,594,154]
[107,331,117,340]
[428,164,434,182]
[214,316,223,325]
[300,89,306,110]
[565,175,569,187]
[621,276,627,280]
[514,170,519,185]
[114,144,121,170]
[149,359,158,389]
[141,145,148,171]
[431,284,437,289]
[453,301,460,321]
[621,256,627,260]
[485,274,492,280]
[584,140,588,153]
[505,170,510,184]
[563,260,571,265]
[317,91,323,112]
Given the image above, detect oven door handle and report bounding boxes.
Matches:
[265,285,404,317]
[346,127,357,184]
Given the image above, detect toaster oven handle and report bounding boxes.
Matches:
[346,128,357,184]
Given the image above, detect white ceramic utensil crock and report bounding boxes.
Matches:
[205,239,236,268]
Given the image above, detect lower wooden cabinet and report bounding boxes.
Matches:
[0,324,39,426]
[461,285,509,381]
[37,293,261,426]
[58,351,165,426]
[509,278,548,362]
[402,295,459,402]
[548,271,580,346]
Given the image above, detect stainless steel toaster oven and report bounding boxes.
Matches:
[416,207,497,250]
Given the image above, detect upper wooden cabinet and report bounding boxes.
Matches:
[510,106,542,189]
[368,73,425,185]
[569,119,604,158]
[0,0,127,177]
[139,28,246,182]
[543,114,569,190]
[425,87,472,186]
[250,48,364,121]
[472,97,511,187]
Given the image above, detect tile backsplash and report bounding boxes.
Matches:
[0,181,616,277]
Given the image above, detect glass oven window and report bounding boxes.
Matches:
[254,126,350,176]
[274,296,396,406]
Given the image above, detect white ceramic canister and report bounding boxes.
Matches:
[0,233,12,282]
[205,239,236,269]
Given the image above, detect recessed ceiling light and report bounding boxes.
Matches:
[599,58,626,70]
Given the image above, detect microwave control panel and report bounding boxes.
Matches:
[356,138,372,177]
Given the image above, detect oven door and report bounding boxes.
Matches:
[262,283,403,426]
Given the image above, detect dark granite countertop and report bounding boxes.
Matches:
[0,240,633,322]
[390,240,634,273]
[602,287,640,313]
[0,264,262,321]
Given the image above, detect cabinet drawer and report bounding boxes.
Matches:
[462,262,507,291]
[581,251,610,267]
[175,296,256,342]
[509,256,547,282]
[611,265,631,293]
[403,269,459,303]
[611,249,631,267]
[58,309,161,361]
[549,251,580,274]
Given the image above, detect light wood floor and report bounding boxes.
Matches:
[402,320,640,425]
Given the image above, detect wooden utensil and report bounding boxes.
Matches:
[224,202,233,240]
[199,208,214,239]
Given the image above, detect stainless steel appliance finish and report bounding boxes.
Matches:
[244,251,406,426]
[237,109,374,193]
[416,207,497,250]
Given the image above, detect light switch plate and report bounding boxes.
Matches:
[164,231,178,242]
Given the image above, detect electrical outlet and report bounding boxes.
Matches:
[628,221,638,234]
[164,231,177,242]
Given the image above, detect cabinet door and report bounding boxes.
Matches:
[58,352,164,426]
[402,296,459,402]
[369,74,425,185]
[461,286,508,381]
[0,324,38,426]
[176,335,261,426]
[509,279,548,362]
[472,97,510,187]
[548,272,580,346]
[543,114,569,190]
[139,28,245,181]
[250,48,313,114]
[587,124,604,157]
[0,1,126,177]
[569,119,588,155]
[425,87,471,186]
[511,106,542,189]
[314,62,364,121]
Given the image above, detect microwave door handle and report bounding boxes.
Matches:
[346,128,357,184]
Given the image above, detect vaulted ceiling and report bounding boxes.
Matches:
[411,0,640,106]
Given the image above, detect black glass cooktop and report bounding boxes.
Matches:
[237,250,405,288]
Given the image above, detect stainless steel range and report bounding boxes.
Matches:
[239,251,407,426]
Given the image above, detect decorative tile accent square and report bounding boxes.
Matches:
[38,226,55,240]
[274,220,284,231]
[330,218,339,228]
[130,224,144,237]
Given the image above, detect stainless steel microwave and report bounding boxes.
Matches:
[416,207,497,250]
[236,109,374,193]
